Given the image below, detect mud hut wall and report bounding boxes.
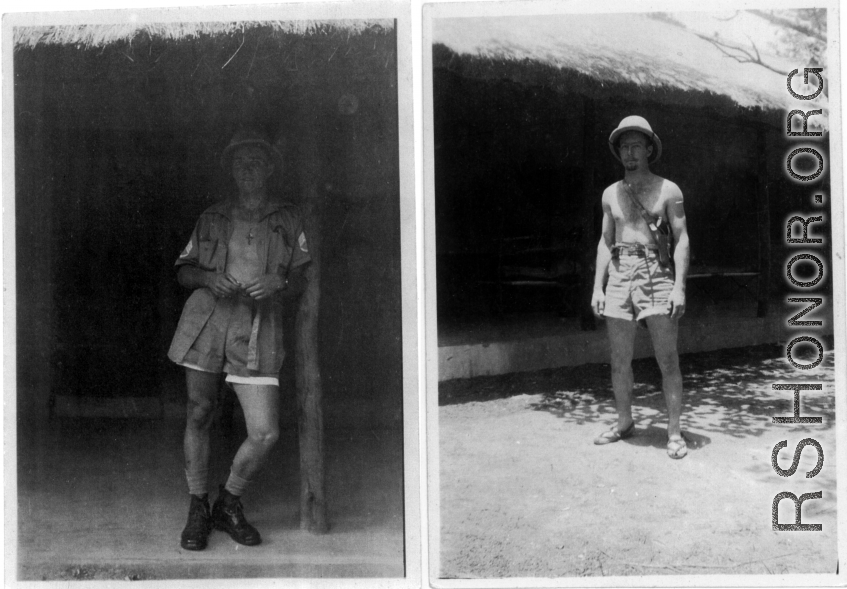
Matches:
[14,58,55,421]
[433,69,584,252]
[433,69,588,314]
[304,64,403,428]
[13,29,402,428]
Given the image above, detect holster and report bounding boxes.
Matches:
[640,210,674,269]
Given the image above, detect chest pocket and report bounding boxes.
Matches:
[197,219,229,272]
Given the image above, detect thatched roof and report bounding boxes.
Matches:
[432,12,827,119]
[14,19,393,49]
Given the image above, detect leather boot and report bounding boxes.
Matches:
[211,485,262,546]
[180,494,211,551]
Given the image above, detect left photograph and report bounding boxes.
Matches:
[7,5,414,582]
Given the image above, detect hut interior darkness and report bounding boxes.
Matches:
[431,13,831,329]
[14,21,403,430]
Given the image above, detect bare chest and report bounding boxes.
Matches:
[226,218,263,283]
[611,180,667,224]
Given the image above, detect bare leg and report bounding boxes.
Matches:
[210,383,278,547]
[184,368,220,494]
[645,314,683,439]
[606,317,637,431]
[229,383,281,484]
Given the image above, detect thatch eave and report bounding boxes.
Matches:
[432,13,828,127]
[14,19,394,50]
[433,44,783,131]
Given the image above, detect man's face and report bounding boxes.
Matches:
[618,131,653,171]
[232,145,274,192]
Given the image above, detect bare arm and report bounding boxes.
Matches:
[591,191,616,317]
[666,184,689,318]
[667,186,689,288]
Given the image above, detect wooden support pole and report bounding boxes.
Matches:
[292,99,328,533]
[755,128,772,318]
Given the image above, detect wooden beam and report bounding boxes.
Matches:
[292,97,328,533]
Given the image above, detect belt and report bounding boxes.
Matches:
[612,242,658,256]
[232,293,262,372]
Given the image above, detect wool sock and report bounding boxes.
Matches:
[224,470,252,497]
[185,468,209,497]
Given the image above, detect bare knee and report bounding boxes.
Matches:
[655,352,681,377]
[186,397,215,428]
[249,425,279,448]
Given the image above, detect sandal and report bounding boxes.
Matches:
[593,421,635,445]
[667,435,688,459]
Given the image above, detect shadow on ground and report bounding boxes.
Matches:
[619,424,712,450]
[440,342,836,439]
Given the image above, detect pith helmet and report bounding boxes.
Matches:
[220,128,283,171]
[608,115,662,163]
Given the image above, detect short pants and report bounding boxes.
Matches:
[603,242,675,325]
[177,361,279,387]
[176,293,281,387]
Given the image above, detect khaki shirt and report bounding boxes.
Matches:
[167,199,310,375]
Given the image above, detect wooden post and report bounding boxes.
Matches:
[292,98,328,533]
[755,127,772,317]
[579,98,598,331]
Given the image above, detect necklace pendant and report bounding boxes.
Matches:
[247,229,254,245]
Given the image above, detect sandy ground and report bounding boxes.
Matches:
[438,344,837,579]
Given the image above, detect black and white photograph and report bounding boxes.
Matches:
[423,1,843,583]
[4,1,418,583]
[4,0,847,587]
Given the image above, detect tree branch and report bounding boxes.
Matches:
[695,33,784,75]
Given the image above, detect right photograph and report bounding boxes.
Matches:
[424,3,841,584]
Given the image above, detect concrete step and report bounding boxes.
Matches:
[438,312,831,380]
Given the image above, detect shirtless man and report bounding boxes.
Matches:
[590,116,690,459]
[168,129,310,549]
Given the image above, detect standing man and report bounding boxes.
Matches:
[590,116,690,459]
[168,128,310,549]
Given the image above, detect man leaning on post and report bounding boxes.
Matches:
[168,128,310,550]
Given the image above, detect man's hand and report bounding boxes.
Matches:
[668,287,686,320]
[242,274,285,301]
[591,288,606,318]
[206,272,241,298]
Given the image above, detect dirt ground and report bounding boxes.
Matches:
[438,344,838,579]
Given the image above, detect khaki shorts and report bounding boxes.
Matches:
[603,243,675,324]
[177,294,281,385]
[176,361,279,387]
